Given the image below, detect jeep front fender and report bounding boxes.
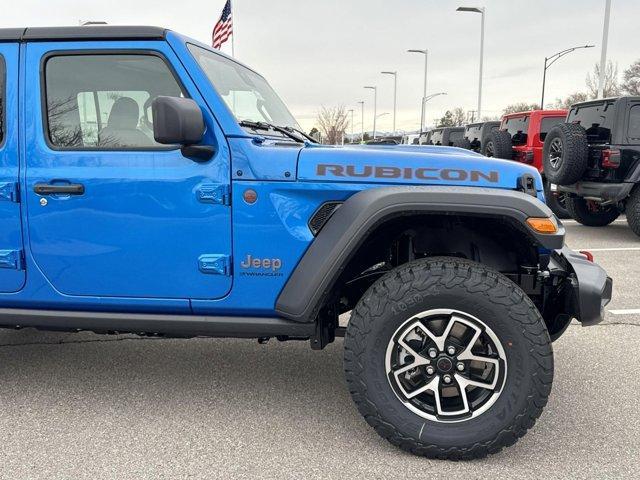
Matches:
[275,186,565,323]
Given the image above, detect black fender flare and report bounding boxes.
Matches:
[275,186,565,323]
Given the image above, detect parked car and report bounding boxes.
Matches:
[365,136,401,145]
[453,121,500,153]
[543,96,640,234]
[418,126,465,146]
[485,110,569,218]
[401,133,420,145]
[0,25,612,460]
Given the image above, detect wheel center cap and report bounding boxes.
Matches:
[436,356,453,373]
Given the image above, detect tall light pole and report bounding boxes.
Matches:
[597,0,612,98]
[457,6,485,118]
[357,101,365,143]
[381,71,398,134]
[408,49,428,132]
[348,108,355,143]
[364,86,378,139]
[541,45,595,108]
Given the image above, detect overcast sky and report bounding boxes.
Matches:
[2,0,639,132]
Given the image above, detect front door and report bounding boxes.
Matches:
[24,41,232,300]
[0,43,24,293]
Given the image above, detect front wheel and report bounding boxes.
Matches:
[344,257,553,460]
[565,196,620,226]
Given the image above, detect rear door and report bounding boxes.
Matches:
[0,42,25,292]
[23,40,232,301]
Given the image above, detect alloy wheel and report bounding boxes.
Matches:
[385,309,507,423]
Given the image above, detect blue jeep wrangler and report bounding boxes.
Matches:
[0,26,612,459]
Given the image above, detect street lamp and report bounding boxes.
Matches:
[423,93,447,129]
[456,6,485,118]
[381,71,398,134]
[348,108,354,143]
[540,44,595,108]
[357,101,365,143]
[597,0,612,98]
[364,86,378,139]
[407,49,428,132]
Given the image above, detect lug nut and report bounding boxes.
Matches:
[428,348,438,358]
[426,366,435,375]
[443,374,452,384]
[447,346,456,355]
[457,362,465,371]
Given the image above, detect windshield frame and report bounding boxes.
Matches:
[186,43,300,135]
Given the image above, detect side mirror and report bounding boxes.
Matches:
[152,96,214,161]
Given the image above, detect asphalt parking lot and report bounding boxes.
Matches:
[0,220,639,479]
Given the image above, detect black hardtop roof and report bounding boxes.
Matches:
[0,25,167,42]
[571,96,640,109]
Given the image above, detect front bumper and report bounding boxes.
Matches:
[551,246,613,326]
[556,181,634,203]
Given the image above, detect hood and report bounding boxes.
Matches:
[297,144,542,192]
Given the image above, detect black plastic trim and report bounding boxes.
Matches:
[276,186,565,323]
[0,308,315,338]
[554,247,612,326]
[0,26,166,42]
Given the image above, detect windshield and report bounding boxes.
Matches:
[188,44,299,128]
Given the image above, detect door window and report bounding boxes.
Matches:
[44,54,185,149]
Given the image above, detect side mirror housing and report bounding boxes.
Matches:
[152,96,205,145]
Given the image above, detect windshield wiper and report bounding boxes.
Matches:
[239,120,307,144]
[283,126,319,144]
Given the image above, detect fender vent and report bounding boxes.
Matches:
[309,201,342,235]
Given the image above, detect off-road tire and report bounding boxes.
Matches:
[486,130,513,159]
[453,138,472,150]
[565,196,620,226]
[625,186,640,237]
[344,257,553,460]
[544,179,571,219]
[542,123,589,185]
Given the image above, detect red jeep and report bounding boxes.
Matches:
[485,109,569,217]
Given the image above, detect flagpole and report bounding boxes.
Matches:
[231,0,235,57]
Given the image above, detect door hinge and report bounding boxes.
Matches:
[0,249,24,270]
[196,183,230,205]
[0,182,19,203]
[198,254,231,275]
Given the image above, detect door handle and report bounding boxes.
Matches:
[34,183,85,195]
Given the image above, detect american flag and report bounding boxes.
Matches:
[212,0,233,50]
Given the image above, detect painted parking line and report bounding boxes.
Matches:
[572,247,640,252]
[562,219,627,224]
[608,309,640,315]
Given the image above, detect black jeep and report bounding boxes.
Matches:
[418,126,465,146]
[453,121,500,153]
[542,97,640,233]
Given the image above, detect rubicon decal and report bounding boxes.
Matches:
[316,164,499,183]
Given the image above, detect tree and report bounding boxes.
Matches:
[586,60,620,98]
[437,110,455,127]
[452,107,466,126]
[552,91,589,110]
[316,105,349,145]
[622,59,640,95]
[502,102,540,115]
